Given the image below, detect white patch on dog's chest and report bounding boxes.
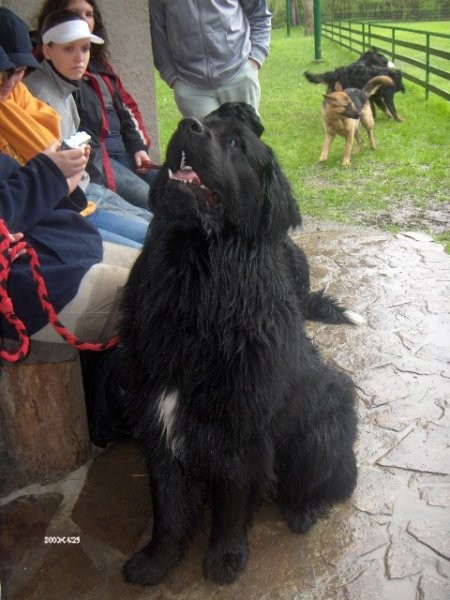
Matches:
[157,390,182,456]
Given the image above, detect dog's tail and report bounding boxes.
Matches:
[304,70,330,85]
[305,290,366,325]
[363,75,395,97]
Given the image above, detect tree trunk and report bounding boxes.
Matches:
[291,0,300,26]
[0,342,91,488]
[304,0,314,35]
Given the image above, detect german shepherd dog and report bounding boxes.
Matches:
[120,104,359,586]
[319,75,394,167]
[305,49,405,122]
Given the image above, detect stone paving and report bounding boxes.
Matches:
[1,223,449,600]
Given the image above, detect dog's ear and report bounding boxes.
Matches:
[260,153,302,239]
[334,81,344,91]
[324,93,337,103]
[204,102,265,138]
[232,103,265,137]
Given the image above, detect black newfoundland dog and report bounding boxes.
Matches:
[305,48,405,122]
[120,103,358,586]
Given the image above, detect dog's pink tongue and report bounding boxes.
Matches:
[172,169,201,185]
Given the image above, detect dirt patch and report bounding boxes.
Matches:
[352,201,450,234]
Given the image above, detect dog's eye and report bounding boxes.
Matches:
[226,137,239,148]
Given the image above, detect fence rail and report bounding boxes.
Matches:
[322,10,450,23]
[321,21,450,102]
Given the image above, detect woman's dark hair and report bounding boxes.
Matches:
[41,8,84,38]
[36,0,109,67]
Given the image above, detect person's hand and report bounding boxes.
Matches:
[134,150,152,175]
[43,144,90,193]
[43,143,88,177]
[8,232,25,257]
[248,58,260,69]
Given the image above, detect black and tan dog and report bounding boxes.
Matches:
[319,75,394,167]
[305,49,405,122]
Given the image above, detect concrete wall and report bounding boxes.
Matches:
[1,0,160,161]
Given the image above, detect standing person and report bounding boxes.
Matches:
[36,0,158,211]
[149,0,272,120]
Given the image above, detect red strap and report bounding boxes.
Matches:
[0,219,119,363]
[83,72,117,191]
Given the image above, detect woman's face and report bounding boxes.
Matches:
[0,67,26,100]
[66,0,95,33]
[43,39,90,80]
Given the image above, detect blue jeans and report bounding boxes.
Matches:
[86,182,151,222]
[109,156,156,211]
[85,183,150,248]
[86,210,147,249]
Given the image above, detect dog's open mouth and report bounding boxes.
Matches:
[168,151,220,208]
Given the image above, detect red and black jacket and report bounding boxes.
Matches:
[74,61,152,191]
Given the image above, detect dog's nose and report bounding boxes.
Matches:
[179,118,204,134]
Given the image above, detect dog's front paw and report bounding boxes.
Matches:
[283,504,330,534]
[204,542,249,585]
[123,550,172,586]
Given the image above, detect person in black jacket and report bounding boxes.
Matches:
[0,45,139,343]
[0,150,140,344]
[0,143,140,345]
[75,72,156,210]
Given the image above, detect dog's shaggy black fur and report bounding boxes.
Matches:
[206,103,363,325]
[120,105,358,586]
[305,48,405,122]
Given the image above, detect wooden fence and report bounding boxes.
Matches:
[321,21,450,101]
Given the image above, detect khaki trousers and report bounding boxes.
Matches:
[174,60,261,120]
[31,242,140,344]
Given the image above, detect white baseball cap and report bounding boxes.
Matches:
[42,20,104,45]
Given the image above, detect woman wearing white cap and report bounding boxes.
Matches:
[28,7,154,216]
[25,9,152,248]
[26,9,103,141]
[36,0,157,209]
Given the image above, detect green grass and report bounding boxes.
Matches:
[384,21,450,33]
[154,25,450,238]
[436,232,450,253]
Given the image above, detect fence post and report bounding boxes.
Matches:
[286,0,291,37]
[425,33,430,100]
[313,0,322,60]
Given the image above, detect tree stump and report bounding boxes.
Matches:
[0,342,91,489]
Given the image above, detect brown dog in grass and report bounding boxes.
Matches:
[319,75,394,167]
